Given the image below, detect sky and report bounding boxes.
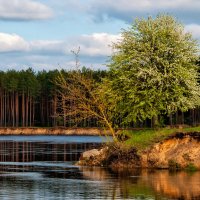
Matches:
[0,0,200,71]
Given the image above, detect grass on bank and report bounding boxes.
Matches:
[121,126,200,151]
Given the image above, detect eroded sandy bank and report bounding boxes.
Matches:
[77,132,200,170]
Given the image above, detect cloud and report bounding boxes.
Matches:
[86,0,200,23]
[185,24,200,40]
[0,33,29,52]
[0,32,120,55]
[67,33,121,56]
[0,0,53,21]
[0,32,120,71]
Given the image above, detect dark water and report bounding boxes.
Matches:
[0,136,199,200]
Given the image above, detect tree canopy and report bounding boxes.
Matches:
[108,14,200,124]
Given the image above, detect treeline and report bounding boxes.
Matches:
[0,68,107,127]
[0,67,200,128]
[0,68,56,127]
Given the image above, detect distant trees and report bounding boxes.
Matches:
[0,69,60,127]
[0,65,200,128]
[0,69,40,127]
[108,14,200,126]
[37,70,60,127]
[18,69,40,127]
[0,68,110,128]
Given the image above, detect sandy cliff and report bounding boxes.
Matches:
[78,132,200,170]
[142,132,200,169]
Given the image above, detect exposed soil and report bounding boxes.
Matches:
[142,132,200,169]
[77,132,200,170]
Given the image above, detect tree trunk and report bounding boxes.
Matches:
[32,99,35,126]
[30,96,32,127]
[15,92,19,127]
[22,91,25,127]
[181,112,184,124]
[169,114,173,127]
[26,92,29,127]
[62,96,66,127]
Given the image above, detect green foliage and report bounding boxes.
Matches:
[0,68,40,97]
[17,68,40,97]
[37,69,60,97]
[108,14,200,124]
[185,163,198,171]
[4,70,19,92]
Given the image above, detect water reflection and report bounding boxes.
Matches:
[0,136,199,200]
[146,171,200,200]
[80,167,200,199]
[0,165,199,199]
[0,136,102,162]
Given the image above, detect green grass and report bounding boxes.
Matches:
[121,126,200,151]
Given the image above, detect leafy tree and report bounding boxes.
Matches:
[108,14,200,124]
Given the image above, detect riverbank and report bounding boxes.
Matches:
[0,127,110,135]
[77,130,200,170]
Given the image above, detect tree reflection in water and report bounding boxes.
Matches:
[0,139,101,162]
[0,137,199,199]
[78,167,200,199]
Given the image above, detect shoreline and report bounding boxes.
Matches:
[0,127,111,136]
[77,132,200,170]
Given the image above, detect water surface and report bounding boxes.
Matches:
[0,136,199,200]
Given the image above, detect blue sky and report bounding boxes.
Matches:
[0,0,200,71]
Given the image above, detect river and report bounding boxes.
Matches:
[0,135,199,199]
